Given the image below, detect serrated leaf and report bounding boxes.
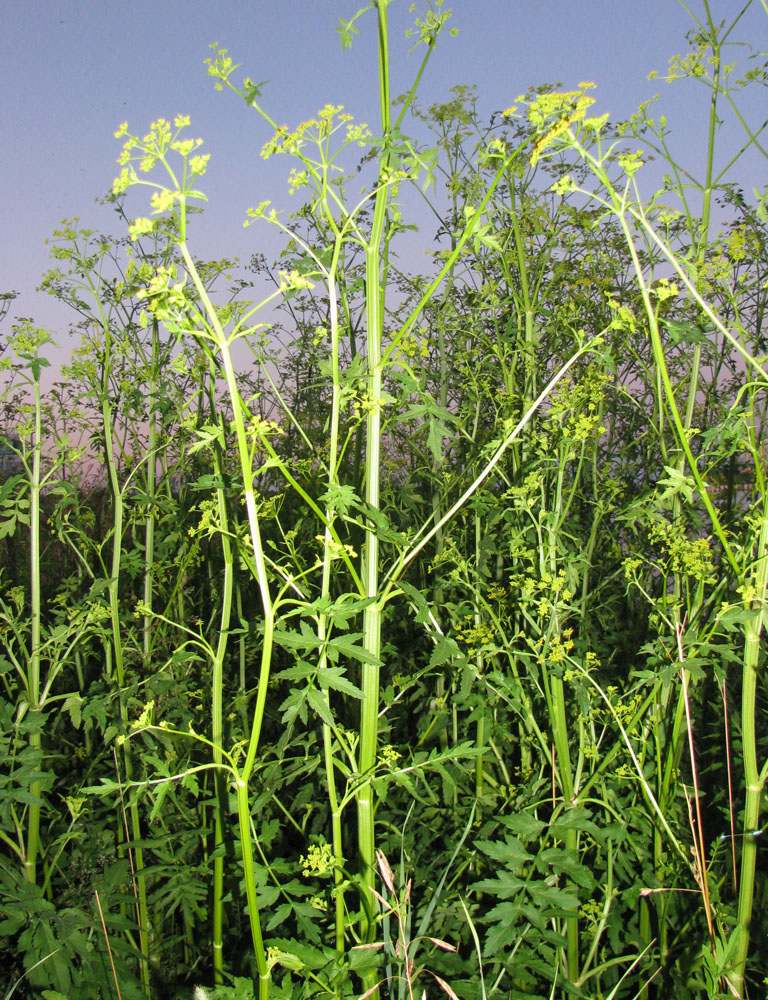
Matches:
[316,667,363,698]
[500,813,546,841]
[336,17,360,51]
[266,901,293,931]
[537,847,595,889]
[481,903,528,953]
[550,807,601,841]
[306,687,334,726]
[62,694,82,729]
[474,873,526,898]
[399,580,431,623]
[257,884,281,908]
[329,633,380,666]
[527,881,579,911]
[475,836,531,867]
[429,635,459,668]
[279,688,308,727]
[664,319,708,344]
[318,482,360,517]
[274,622,319,653]
[267,937,330,970]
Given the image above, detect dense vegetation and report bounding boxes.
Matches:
[2,2,768,998]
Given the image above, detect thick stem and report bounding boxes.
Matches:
[731,509,768,993]
[235,775,269,1000]
[206,358,234,984]
[357,3,391,968]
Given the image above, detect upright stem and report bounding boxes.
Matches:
[142,321,159,668]
[732,506,768,994]
[180,242,272,996]
[319,251,347,957]
[100,326,151,997]
[473,514,486,802]
[23,366,42,886]
[206,357,234,984]
[546,498,578,984]
[357,0,391,961]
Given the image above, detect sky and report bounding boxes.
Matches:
[2,0,766,364]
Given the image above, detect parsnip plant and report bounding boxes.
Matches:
[102,2,597,996]
[2,3,768,999]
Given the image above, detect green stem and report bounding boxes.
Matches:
[357,3,392,970]
[473,515,486,802]
[179,241,273,994]
[731,507,768,993]
[23,365,42,886]
[142,321,159,668]
[321,243,348,958]
[206,356,234,984]
[100,324,151,997]
[235,774,269,1000]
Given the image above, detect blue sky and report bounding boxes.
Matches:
[2,0,766,355]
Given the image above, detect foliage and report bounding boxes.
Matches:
[2,2,768,999]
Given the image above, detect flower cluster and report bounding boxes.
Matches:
[378,744,402,769]
[536,628,575,668]
[509,569,574,620]
[454,614,496,656]
[300,841,335,879]
[512,82,600,166]
[260,104,370,160]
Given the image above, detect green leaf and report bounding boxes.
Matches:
[328,633,381,666]
[187,422,225,455]
[527,881,579,912]
[278,688,308,727]
[316,667,363,698]
[500,813,546,841]
[318,482,360,517]
[429,635,460,668]
[474,873,527,898]
[481,903,534,954]
[550,807,602,841]
[266,902,294,931]
[62,694,82,729]
[243,77,270,105]
[537,847,595,889]
[257,884,281,908]
[274,621,320,653]
[475,836,531,868]
[664,319,708,344]
[657,465,697,504]
[336,16,360,51]
[306,687,334,726]
[81,779,123,795]
[266,937,331,971]
[399,581,431,624]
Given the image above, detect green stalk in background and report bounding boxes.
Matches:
[204,355,235,984]
[26,350,42,886]
[16,326,47,887]
[41,221,194,994]
[97,306,151,999]
[141,319,160,671]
